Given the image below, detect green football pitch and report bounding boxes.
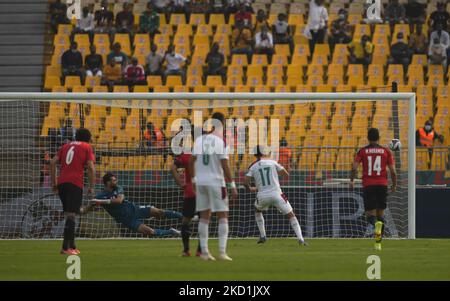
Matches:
[0,239,449,281]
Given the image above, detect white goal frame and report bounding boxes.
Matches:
[0,92,416,239]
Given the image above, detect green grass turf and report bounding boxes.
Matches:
[0,239,449,280]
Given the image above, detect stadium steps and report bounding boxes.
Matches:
[0,0,47,92]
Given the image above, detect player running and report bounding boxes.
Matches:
[244,145,307,246]
[50,128,96,255]
[81,173,182,237]
[350,128,397,251]
[191,112,238,261]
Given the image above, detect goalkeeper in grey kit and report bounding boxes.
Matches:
[81,173,182,237]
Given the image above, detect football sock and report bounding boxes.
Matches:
[255,212,266,238]
[181,222,190,252]
[63,217,75,250]
[218,218,229,255]
[378,216,386,235]
[289,216,304,242]
[198,219,209,254]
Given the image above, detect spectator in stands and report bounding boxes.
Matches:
[428,37,447,68]
[416,120,444,147]
[205,42,226,80]
[225,0,239,23]
[189,0,210,15]
[61,42,83,81]
[94,0,115,39]
[50,0,69,33]
[430,23,450,51]
[163,44,188,81]
[74,6,95,43]
[278,137,292,171]
[272,13,294,52]
[124,57,147,88]
[146,44,164,75]
[404,0,426,32]
[107,42,128,70]
[389,32,411,72]
[85,45,103,78]
[428,1,450,32]
[102,59,123,91]
[140,2,160,39]
[116,2,134,35]
[144,122,166,148]
[235,4,252,27]
[385,0,405,29]
[152,0,170,14]
[409,24,428,54]
[171,0,189,15]
[304,0,328,54]
[231,19,253,62]
[61,119,76,143]
[348,35,373,66]
[254,25,275,63]
[211,0,226,14]
[254,9,270,33]
[328,9,352,52]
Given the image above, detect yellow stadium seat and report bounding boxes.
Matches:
[416,84,432,97]
[190,55,206,68]
[209,14,225,25]
[353,24,371,39]
[186,75,202,88]
[417,95,433,111]
[416,149,430,171]
[347,14,362,25]
[274,44,291,56]
[234,85,250,92]
[408,74,424,86]
[187,65,203,78]
[287,75,304,87]
[231,54,248,66]
[193,85,209,92]
[227,75,243,87]
[307,75,323,86]
[215,24,232,36]
[84,76,100,89]
[288,14,304,26]
[327,75,343,87]
[274,85,291,92]
[307,64,323,76]
[189,13,206,25]
[293,44,310,58]
[213,85,230,92]
[206,75,223,87]
[371,55,387,66]
[267,65,283,77]
[51,86,67,93]
[44,74,61,90]
[247,75,263,87]
[173,85,189,93]
[387,74,404,85]
[314,44,330,57]
[247,65,263,77]
[74,34,89,46]
[227,65,243,78]
[374,24,390,37]
[335,84,352,92]
[367,75,385,87]
[393,24,410,39]
[53,34,70,47]
[387,64,404,77]
[372,34,389,46]
[251,54,268,66]
[254,85,270,92]
[287,64,304,78]
[196,25,213,38]
[412,54,427,66]
[46,64,61,77]
[291,55,308,66]
[271,54,288,66]
[64,76,81,89]
[72,85,87,93]
[295,85,312,92]
[430,150,449,170]
[266,75,283,87]
[147,75,163,88]
[170,14,186,25]
[193,34,210,45]
[177,24,193,36]
[311,53,328,65]
[328,64,344,76]
[57,24,73,35]
[368,64,384,77]
[316,84,333,92]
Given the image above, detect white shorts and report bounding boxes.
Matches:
[196,185,229,212]
[255,193,293,215]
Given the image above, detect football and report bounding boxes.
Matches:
[389,138,402,151]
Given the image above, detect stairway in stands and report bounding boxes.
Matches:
[0,0,48,92]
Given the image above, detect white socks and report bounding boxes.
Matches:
[289,216,304,242]
[198,219,209,254]
[218,218,229,255]
[255,212,266,238]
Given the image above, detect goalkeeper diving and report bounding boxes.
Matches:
[244,145,307,246]
[81,173,182,237]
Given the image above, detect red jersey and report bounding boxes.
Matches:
[355,144,394,187]
[174,153,195,198]
[57,141,95,189]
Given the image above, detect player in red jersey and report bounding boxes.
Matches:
[350,128,397,250]
[50,128,96,255]
[170,123,201,257]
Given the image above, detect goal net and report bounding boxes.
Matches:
[0,92,415,239]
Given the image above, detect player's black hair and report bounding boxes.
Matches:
[367,128,380,142]
[103,172,116,186]
[254,145,269,157]
[211,112,225,127]
[75,128,92,142]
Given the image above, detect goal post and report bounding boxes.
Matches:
[0,92,416,239]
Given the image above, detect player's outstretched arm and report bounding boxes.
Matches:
[243,175,257,192]
[49,154,59,194]
[277,168,289,178]
[388,163,397,193]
